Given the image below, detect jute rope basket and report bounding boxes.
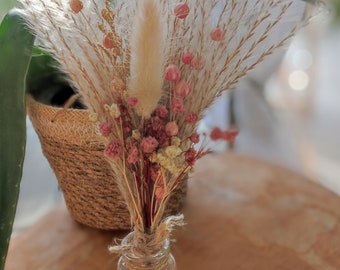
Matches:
[26,94,187,230]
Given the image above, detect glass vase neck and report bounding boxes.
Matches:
[117,232,176,270]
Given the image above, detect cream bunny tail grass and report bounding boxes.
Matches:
[128,0,166,118]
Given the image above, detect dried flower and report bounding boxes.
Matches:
[141,136,159,154]
[105,103,121,119]
[165,64,181,81]
[69,0,83,14]
[165,121,179,136]
[210,27,224,41]
[171,136,181,147]
[127,145,139,164]
[171,97,184,114]
[174,80,191,97]
[190,56,205,70]
[99,122,113,137]
[156,105,168,119]
[222,129,239,143]
[210,127,223,141]
[127,97,139,107]
[189,132,200,144]
[185,148,197,166]
[105,139,122,160]
[182,50,193,65]
[185,112,198,124]
[174,2,190,19]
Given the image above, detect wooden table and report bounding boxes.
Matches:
[5,153,340,270]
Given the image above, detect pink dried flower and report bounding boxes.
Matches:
[185,112,198,124]
[151,116,165,132]
[104,139,122,160]
[174,2,190,19]
[210,127,239,142]
[99,122,112,137]
[103,33,115,49]
[210,27,224,41]
[182,50,193,65]
[185,147,197,166]
[174,80,191,97]
[190,56,205,70]
[165,121,179,136]
[210,127,223,141]
[222,129,239,143]
[127,145,139,164]
[156,105,168,119]
[141,136,159,153]
[190,132,200,144]
[165,64,181,81]
[69,0,83,13]
[171,97,184,114]
[127,97,138,107]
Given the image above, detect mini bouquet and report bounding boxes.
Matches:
[19,0,322,268]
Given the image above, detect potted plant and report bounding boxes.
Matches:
[0,10,34,270]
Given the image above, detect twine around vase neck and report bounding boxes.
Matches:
[110,215,184,269]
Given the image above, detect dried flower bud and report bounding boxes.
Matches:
[156,105,169,119]
[171,136,181,147]
[69,0,83,13]
[171,97,184,114]
[185,112,198,123]
[174,2,190,19]
[127,145,139,164]
[222,129,239,143]
[127,97,138,107]
[174,80,191,97]
[103,33,115,49]
[141,136,159,154]
[105,103,121,118]
[190,56,205,70]
[104,139,122,160]
[182,50,193,65]
[99,122,113,137]
[165,121,179,136]
[185,148,197,166]
[165,64,181,81]
[210,27,224,41]
[190,132,200,144]
[132,129,141,140]
[210,127,223,141]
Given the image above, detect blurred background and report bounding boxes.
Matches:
[1,0,340,233]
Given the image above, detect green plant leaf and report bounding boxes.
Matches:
[0,9,34,270]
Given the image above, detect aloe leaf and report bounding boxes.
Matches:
[0,10,34,270]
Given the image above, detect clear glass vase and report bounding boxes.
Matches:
[117,232,176,270]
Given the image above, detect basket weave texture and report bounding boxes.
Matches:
[26,95,187,230]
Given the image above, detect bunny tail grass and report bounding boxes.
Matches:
[128,0,166,118]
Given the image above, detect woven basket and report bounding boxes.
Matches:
[26,94,187,230]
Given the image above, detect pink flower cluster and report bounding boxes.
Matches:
[210,127,239,143]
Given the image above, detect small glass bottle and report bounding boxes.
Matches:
[117,232,176,270]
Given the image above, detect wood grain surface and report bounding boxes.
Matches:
[5,153,340,270]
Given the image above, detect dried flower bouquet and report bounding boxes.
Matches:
[19,0,322,261]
